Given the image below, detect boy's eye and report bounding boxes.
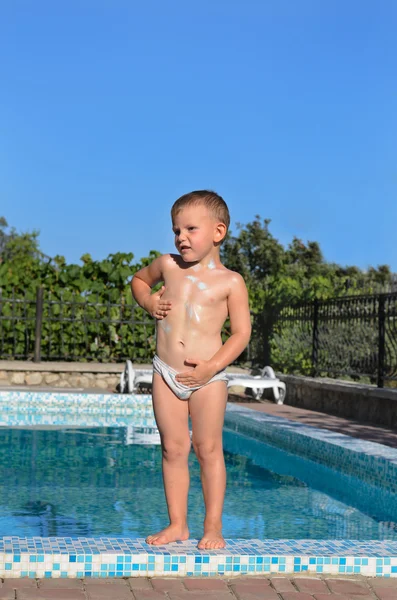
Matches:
[173,229,180,235]
[188,227,197,231]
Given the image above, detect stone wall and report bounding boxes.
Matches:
[279,374,397,429]
[0,370,121,391]
[0,361,154,392]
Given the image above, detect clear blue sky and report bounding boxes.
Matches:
[1,0,396,270]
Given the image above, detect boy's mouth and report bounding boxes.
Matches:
[180,246,191,251]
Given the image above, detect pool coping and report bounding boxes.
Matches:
[1,391,397,578]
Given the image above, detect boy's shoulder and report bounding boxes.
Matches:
[218,265,248,288]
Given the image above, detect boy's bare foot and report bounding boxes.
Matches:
[146,524,189,546]
[197,529,226,550]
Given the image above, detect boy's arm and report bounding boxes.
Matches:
[175,273,251,386]
[209,273,252,372]
[131,256,171,319]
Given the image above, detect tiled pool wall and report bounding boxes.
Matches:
[224,405,397,496]
[1,390,397,578]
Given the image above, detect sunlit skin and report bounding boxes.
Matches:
[131,203,251,549]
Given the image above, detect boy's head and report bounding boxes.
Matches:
[171,190,230,237]
[171,190,230,262]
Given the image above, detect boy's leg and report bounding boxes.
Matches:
[189,380,228,550]
[146,373,191,545]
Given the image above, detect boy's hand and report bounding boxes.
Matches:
[175,358,216,387]
[145,286,172,319]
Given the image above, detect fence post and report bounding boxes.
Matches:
[34,287,44,363]
[311,298,319,377]
[377,294,386,388]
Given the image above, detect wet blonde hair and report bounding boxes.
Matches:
[171,190,230,233]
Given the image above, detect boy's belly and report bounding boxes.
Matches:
[155,319,223,372]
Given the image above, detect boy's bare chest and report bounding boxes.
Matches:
[163,271,228,307]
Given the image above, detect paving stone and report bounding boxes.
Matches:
[151,579,185,592]
[370,579,397,600]
[127,578,153,590]
[368,589,397,600]
[39,579,84,589]
[230,586,279,600]
[326,578,371,595]
[84,579,129,586]
[0,595,15,600]
[231,578,271,592]
[133,591,167,600]
[294,578,329,594]
[280,593,314,600]
[169,594,234,600]
[314,595,374,600]
[269,577,296,592]
[85,582,133,600]
[17,590,87,600]
[183,579,229,590]
[2,580,38,590]
[371,579,397,588]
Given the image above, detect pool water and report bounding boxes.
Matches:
[1,423,397,541]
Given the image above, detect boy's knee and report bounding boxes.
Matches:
[162,438,191,461]
[193,439,222,463]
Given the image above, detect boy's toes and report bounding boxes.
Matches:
[198,531,226,550]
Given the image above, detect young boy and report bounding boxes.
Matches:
[131,190,251,550]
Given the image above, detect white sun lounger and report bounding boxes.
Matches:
[226,366,286,404]
[119,360,153,393]
[120,361,286,404]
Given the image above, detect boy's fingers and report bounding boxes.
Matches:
[157,285,166,297]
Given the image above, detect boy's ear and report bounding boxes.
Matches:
[214,223,227,243]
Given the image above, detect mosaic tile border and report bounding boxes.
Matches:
[0,391,152,413]
[0,537,397,578]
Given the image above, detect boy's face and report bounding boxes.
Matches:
[172,204,224,263]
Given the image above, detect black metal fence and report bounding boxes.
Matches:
[1,288,396,387]
[268,293,397,387]
[0,288,156,363]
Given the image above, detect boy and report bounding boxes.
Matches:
[131,190,251,549]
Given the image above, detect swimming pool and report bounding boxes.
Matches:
[1,390,397,578]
